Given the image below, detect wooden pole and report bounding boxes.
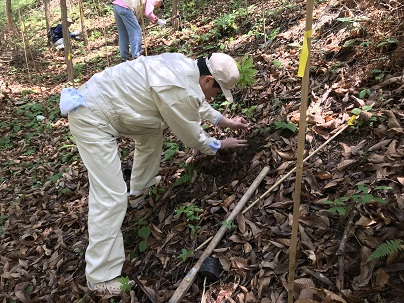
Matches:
[168,166,270,303]
[18,8,31,83]
[95,0,109,66]
[78,0,89,47]
[141,5,147,56]
[287,1,314,302]
[172,0,179,30]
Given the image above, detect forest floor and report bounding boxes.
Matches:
[0,0,403,302]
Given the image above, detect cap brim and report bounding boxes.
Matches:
[222,87,234,102]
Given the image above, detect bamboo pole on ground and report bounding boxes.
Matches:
[287,1,314,302]
[168,166,270,303]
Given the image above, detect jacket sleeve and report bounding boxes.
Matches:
[199,101,221,125]
[144,0,158,22]
[151,87,219,155]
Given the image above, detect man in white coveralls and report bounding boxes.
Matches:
[60,52,248,295]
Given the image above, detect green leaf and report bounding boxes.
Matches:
[361,193,375,203]
[138,240,148,252]
[351,108,361,115]
[367,239,403,262]
[329,206,346,215]
[357,184,369,193]
[139,226,151,239]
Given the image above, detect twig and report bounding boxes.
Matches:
[336,210,357,290]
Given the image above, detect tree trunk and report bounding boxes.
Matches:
[60,0,74,83]
[6,0,14,28]
[78,0,89,47]
[172,0,179,30]
[43,0,52,45]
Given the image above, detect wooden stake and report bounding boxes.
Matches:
[288,1,314,302]
[141,6,147,56]
[78,0,89,47]
[95,0,109,66]
[18,8,31,83]
[168,166,270,303]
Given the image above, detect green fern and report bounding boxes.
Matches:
[367,239,403,262]
[173,164,195,188]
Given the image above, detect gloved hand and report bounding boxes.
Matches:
[157,19,166,26]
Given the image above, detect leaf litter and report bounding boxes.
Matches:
[0,0,404,302]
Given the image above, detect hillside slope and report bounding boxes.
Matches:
[0,0,403,302]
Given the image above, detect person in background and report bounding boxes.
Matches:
[59,52,248,295]
[112,0,166,61]
[51,17,81,51]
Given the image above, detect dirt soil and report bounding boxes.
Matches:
[0,0,403,302]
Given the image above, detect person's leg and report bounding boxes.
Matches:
[68,107,127,284]
[54,38,65,50]
[117,6,142,58]
[113,5,130,60]
[128,131,163,192]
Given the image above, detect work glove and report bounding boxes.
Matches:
[157,19,166,26]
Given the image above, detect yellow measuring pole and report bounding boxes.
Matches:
[288,1,314,302]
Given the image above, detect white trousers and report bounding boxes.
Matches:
[54,38,65,50]
[68,87,162,283]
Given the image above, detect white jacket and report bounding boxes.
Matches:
[78,53,222,155]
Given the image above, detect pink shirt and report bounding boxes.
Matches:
[112,0,158,23]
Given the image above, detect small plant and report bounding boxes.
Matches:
[371,69,385,82]
[177,248,194,261]
[138,223,151,252]
[359,88,371,99]
[176,204,202,221]
[163,141,180,161]
[173,163,196,188]
[274,121,297,133]
[377,38,398,48]
[237,54,258,89]
[117,276,132,292]
[272,60,282,69]
[176,204,202,237]
[222,220,237,230]
[367,239,403,262]
[214,13,238,37]
[149,184,164,201]
[323,184,392,215]
[351,105,377,127]
[241,105,257,118]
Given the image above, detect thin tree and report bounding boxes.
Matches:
[60,0,74,83]
[78,0,89,47]
[172,0,179,30]
[6,0,14,28]
[43,0,52,45]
